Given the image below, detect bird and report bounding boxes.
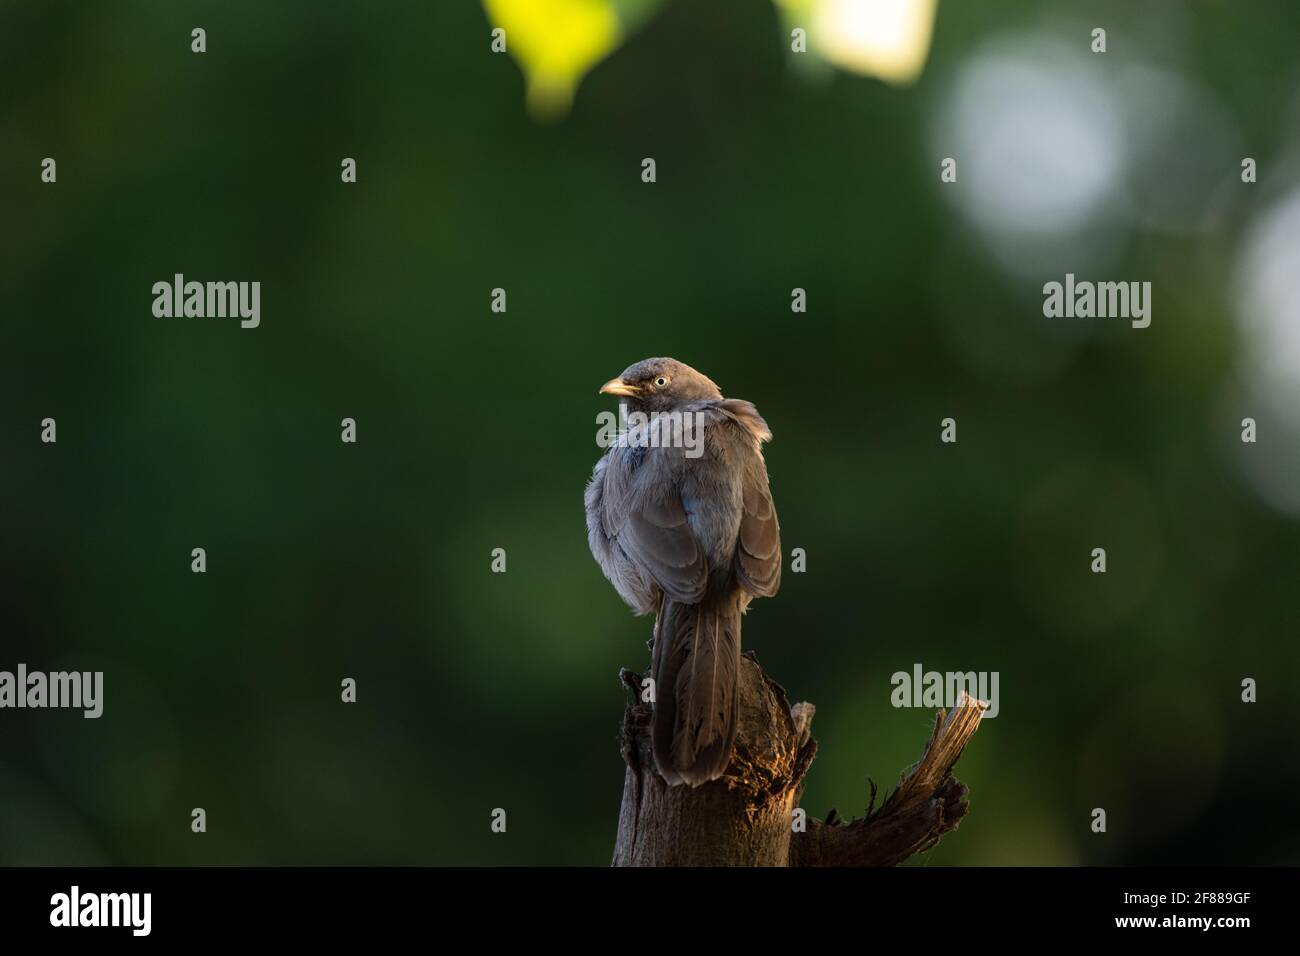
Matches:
[585,358,781,786]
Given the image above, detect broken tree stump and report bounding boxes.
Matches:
[612,650,985,866]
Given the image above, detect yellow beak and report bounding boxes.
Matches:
[599,378,639,398]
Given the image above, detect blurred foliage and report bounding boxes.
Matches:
[776,0,939,84]
[487,0,938,119]
[1,0,1298,867]
[484,0,624,119]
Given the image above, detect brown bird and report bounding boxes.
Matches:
[585,358,781,786]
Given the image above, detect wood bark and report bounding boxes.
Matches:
[612,650,985,867]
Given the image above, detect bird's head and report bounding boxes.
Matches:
[599,357,722,413]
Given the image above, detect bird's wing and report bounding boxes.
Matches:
[619,486,709,604]
[716,401,781,598]
[599,447,709,605]
[717,398,772,443]
[734,457,781,596]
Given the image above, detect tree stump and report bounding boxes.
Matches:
[613,650,985,866]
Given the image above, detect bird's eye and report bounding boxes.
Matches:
[655,377,667,387]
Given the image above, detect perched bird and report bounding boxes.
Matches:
[585,358,781,786]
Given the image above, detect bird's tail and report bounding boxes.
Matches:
[650,591,742,787]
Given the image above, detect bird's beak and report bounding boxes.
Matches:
[599,378,639,398]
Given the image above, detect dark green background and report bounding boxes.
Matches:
[2,0,1297,865]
